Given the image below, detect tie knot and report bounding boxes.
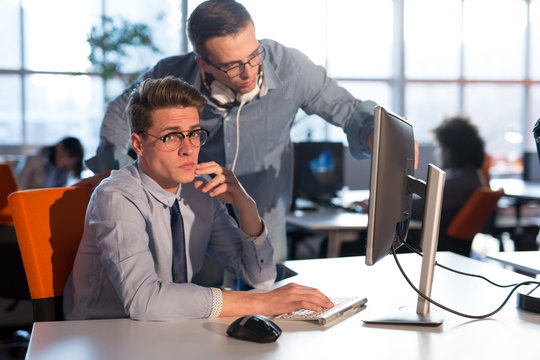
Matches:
[171,200,180,215]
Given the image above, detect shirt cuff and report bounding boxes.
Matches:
[208,287,223,319]
[240,220,268,246]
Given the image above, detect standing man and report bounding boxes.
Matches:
[83,0,377,262]
[64,76,333,320]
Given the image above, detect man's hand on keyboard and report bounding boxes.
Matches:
[253,283,334,316]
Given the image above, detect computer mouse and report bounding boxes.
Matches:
[226,315,282,343]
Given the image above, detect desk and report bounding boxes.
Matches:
[489,179,540,251]
[288,189,370,258]
[490,178,540,224]
[490,178,540,202]
[287,210,421,258]
[26,253,540,360]
[286,210,369,257]
[486,251,540,276]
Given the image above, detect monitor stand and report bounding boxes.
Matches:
[363,164,446,327]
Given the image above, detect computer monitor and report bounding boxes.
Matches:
[291,142,344,208]
[523,151,540,182]
[364,106,446,326]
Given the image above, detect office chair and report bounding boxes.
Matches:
[8,186,90,322]
[0,163,30,306]
[446,187,505,241]
[0,163,19,226]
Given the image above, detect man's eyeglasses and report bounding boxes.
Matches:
[140,129,209,151]
[206,44,265,79]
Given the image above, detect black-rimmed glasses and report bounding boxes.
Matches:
[140,129,209,151]
[206,44,265,79]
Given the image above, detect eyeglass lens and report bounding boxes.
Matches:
[163,130,208,150]
[226,46,265,78]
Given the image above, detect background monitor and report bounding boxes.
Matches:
[291,142,344,208]
[364,106,446,326]
[523,151,540,182]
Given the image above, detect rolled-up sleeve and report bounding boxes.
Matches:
[283,45,377,160]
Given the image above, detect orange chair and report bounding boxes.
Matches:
[0,163,20,226]
[8,187,90,321]
[446,187,505,240]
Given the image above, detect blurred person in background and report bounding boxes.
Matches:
[15,136,84,189]
[411,115,486,257]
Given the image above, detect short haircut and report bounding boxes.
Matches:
[51,137,84,177]
[126,76,207,134]
[433,115,485,169]
[187,0,254,59]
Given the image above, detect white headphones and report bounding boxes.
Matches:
[201,69,268,171]
[203,69,267,110]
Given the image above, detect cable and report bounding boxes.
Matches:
[230,100,245,172]
[400,240,519,288]
[391,245,540,319]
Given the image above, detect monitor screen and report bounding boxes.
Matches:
[292,142,344,206]
[363,106,446,326]
[523,152,540,182]
[366,107,415,265]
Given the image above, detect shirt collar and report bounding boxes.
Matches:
[135,160,180,208]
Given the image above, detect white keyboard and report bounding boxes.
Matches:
[275,296,367,325]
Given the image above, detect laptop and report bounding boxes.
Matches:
[275,296,367,325]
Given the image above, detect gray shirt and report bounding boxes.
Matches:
[63,161,275,321]
[90,39,376,233]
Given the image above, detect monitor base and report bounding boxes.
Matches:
[362,306,443,327]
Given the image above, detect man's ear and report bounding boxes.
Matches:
[131,133,144,157]
[195,56,209,72]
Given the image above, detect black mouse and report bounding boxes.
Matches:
[226,315,282,343]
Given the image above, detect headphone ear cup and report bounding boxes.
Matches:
[209,80,236,106]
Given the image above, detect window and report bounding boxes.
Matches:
[0,0,182,160]
[1,0,539,177]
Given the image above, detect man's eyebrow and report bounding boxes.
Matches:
[160,125,200,133]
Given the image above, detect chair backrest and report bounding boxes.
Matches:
[446,186,505,240]
[0,163,20,226]
[8,186,90,321]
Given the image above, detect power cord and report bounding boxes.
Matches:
[400,240,518,288]
[392,238,540,319]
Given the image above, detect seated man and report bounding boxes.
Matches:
[64,76,333,321]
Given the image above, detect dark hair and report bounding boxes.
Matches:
[433,116,485,169]
[49,136,84,177]
[187,0,254,58]
[126,76,207,134]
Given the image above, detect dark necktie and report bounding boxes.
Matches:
[170,199,187,283]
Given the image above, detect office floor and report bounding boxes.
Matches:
[0,298,32,360]
[0,227,32,360]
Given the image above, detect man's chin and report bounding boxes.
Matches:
[176,172,196,184]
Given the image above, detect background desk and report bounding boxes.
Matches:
[486,250,540,276]
[489,178,540,251]
[26,253,540,360]
[286,210,369,257]
[490,178,540,225]
[287,210,421,258]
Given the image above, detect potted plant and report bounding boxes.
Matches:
[87,15,161,100]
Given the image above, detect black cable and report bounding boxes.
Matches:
[400,240,519,288]
[391,246,540,319]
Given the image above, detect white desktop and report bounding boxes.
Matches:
[25,253,540,360]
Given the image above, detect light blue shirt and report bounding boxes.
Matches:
[90,39,376,259]
[63,161,275,321]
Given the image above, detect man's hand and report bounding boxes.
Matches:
[194,161,262,236]
[220,283,334,317]
[193,162,252,207]
[254,283,334,316]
